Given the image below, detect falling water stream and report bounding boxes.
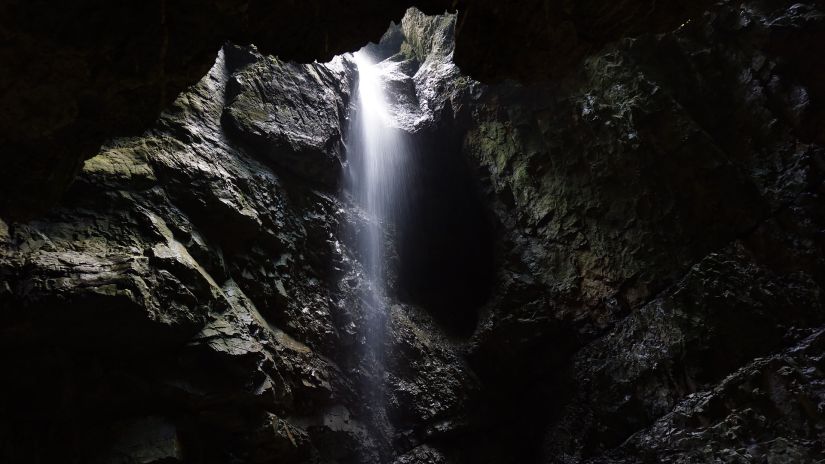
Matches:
[346,50,411,453]
[349,51,407,300]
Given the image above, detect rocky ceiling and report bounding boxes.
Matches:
[0,0,711,220]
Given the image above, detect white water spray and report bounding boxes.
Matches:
[345,50,412,451]
[349,51,409,307]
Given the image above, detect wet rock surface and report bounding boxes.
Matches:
[2,1,825,463]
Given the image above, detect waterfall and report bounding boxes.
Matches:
[350,51,408,286]
[345,50,411,451]
[348,49,410,330]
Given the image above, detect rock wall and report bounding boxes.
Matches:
[1,1,825,463]
[455,1,825,461]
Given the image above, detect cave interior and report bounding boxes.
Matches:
[1,1,825,463]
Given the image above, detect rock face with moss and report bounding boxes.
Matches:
[1,1,825,463]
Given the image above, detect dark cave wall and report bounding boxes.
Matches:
[1,1,825,464]
[460,2,825,461]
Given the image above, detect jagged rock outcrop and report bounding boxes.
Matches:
[1,1,825,463]
[0,44,362,463]
[594,327,825,463]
